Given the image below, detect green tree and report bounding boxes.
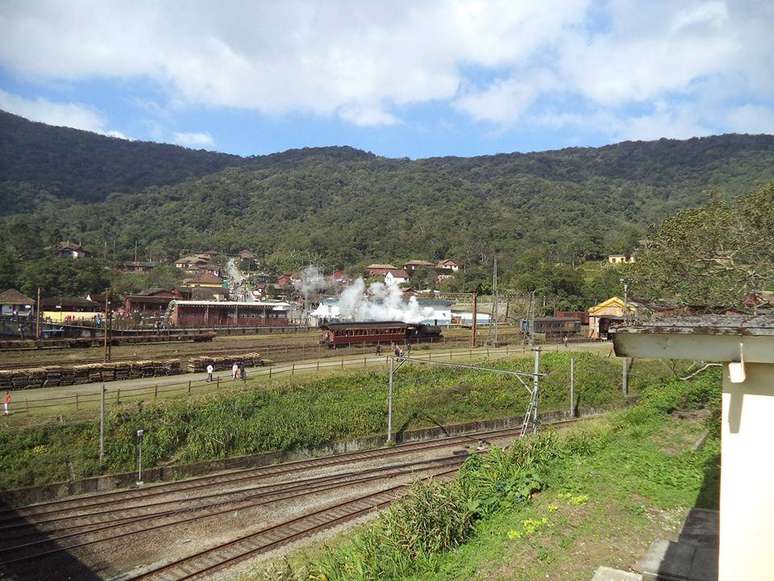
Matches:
[631,184,774,309]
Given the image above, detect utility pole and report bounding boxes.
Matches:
[103,289,112,362]
[621,278,629,325]
[387,356,394,443]
[522,346,541,434]
[569,357,575,417]
[489,257,499,346]
[471,291,478,348]
[99,384,106,463]
[622,357,630,396]
[528,290,536,346]
[35,287,41,341]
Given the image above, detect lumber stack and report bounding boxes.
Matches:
[0,359,183,389]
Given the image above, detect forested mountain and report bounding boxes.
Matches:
[0,110,245,207]
[2,111,774,283]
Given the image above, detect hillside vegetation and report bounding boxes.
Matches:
[2,112,774,276]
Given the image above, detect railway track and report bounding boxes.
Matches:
[127,481,429,580]
[0,423,531,524]
[0,417,585,579]
[0,455,466,565]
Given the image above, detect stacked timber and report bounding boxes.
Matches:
[0,358,183,389]
[187,353,265,373]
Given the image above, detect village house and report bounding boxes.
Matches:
[124,288,184,316]
[55,240,91,259]
[0,289,34,317]
[607,254,635,264]
[384,269,410,286]
[118,260,158,273]
[366,263,398,277]
[403,259,436,274]
[436,259,461,272]
[175,254,220,276]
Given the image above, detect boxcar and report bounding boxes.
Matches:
[320,321,442,348]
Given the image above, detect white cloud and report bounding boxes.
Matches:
[453,71,557,124]
[172,131,215,148]
[0,89,126,136]
[726,105,774,135]
[0,0,771,142]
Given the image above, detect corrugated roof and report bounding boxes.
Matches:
[615,315,774,337]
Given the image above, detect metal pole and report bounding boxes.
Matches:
[471,291,478,348]
[136,429,144,485]
[387,356,394,443]
[35,287,41,340]
[99,384,106,462]
[570,357,575,417]
[622,357,630,396]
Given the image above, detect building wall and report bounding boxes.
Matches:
[171,305,289,327]
[720,362,774,581]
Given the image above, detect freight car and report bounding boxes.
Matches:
[320,321,442,348]
[520,317,581,339]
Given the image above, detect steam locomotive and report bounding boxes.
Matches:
[319,321,443,348]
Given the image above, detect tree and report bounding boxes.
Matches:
[631,185,774,309]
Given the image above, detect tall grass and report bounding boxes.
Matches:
[0,353,676,489]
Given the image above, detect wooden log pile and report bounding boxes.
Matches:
[0,359,182,389]
[187,353,265,373]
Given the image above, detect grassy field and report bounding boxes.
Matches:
[0,351,673,490]
[254,371,720,580]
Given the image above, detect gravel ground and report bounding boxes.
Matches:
[2,431,523,580]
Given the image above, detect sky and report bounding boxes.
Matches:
[1,0,773,158]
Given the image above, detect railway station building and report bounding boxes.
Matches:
[167,300,291,327]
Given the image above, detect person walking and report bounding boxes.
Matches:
[232,362,240,381]
[239,363,247,381]
[206,364,214,382]
[3,391,11,416]
[563,335,568,348]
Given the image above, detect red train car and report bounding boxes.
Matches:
[320,321,442,348]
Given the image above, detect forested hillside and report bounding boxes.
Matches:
[2,111,774,282]
[0,110,246,208]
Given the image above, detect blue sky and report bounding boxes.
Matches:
[1,1,773,158]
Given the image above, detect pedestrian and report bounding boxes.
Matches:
[376,344,382,356]
[240,363,247,381]
[206,364,214,382]
[232,362,239,381]
[563,335,568,348]
[3,391,11,416]
[393,344,401,358]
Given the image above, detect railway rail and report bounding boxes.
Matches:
[0,417,587,579]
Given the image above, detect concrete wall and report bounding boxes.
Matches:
[2,406,614,507]
[720,362,774,581]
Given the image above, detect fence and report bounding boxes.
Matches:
[1,342,604,426]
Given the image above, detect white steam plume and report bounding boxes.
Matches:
[294,265,329,298]
[337,277,434,323]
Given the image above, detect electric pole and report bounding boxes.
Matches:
[35,287,41,341]
[489,257,499,346]
[103,289,112,362]
[471,291,478,348]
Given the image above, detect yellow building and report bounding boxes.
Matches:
[587,296,639,339]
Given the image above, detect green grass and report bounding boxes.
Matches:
[0,352,678,490]
[257,371,721,581]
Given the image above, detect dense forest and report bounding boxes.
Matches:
[1,111,774,303]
